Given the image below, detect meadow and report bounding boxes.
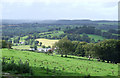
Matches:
[2,49,118,76]
[35,38,58,47]
[80,34,105,42]
[12,45,41,49]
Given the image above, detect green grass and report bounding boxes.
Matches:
[20,36,28,42]
[12,45,41,49]
[12,45,31,49]
[48,31,64,37]
[101,30,107,32]
[2,49,118,76]
[88,34,105,41]
[80,34,106,42]
[38,31,64,37]
[112,34,118,36]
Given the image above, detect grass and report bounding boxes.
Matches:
[48,31,64,37]
[88,34,105,41]
[36,38,58,47]
[112,34,118,36]
[20,36,28,42]
[12,45,31,49]
[101,30,108,32]
[2,49,118,76]
[12,45,41,49]
[80,34,106,42]
[38,31,64,38]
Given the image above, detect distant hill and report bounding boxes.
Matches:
[2,19,118,24]
[2,19,42,24]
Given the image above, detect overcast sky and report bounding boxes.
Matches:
[1,0,119,20]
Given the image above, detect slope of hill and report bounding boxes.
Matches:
[2,49,118,76]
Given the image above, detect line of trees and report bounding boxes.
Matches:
[64,26,118,39]
[54,37,120,63]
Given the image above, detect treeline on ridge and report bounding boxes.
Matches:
[54,37,120,64]
[64,26,118,39]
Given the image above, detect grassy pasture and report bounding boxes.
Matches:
[88,34,105,41]
[36,38,58,47]
[12,45,41,49]
[2,49,118,76]
[48,31,64,37]
[20,36,28,42]
[80,34,105,42]
[39,31,64,37]
[12,45,31,49]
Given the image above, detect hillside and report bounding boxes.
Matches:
[2,49,118,76]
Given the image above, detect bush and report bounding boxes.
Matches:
[42,45,46,48]
[2,57,33,75]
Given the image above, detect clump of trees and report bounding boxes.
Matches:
[54,37,73,57]
[54,37,120,63]
[94,39,120,63]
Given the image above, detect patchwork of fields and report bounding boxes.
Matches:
[2,49,118,76]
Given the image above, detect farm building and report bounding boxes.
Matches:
[38,48,51,52]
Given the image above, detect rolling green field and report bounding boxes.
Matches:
[80,34,105,42]
[12,45,31,49]
[36,38,58,47]
[2,49,118,76]
[87,34,105,41]
[47,31,64,37]
[12,45,42,49]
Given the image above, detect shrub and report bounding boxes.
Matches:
[2,57,33,75]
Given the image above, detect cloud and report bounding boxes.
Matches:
[1,0,119,4]
[1,0,118,20]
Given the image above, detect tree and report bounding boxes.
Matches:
[72,41,80,55]
[75,42,87,57]
[0,40,12,49]
[39,42,42,46]
[8,39,12,43]
[34,41,39,45]
[7,42,12,49]
[42,45,46,48]
[29,39,34,45]
[33,45,37,50]
[1,40,7,48]
[108,29,117,34]
[94,39,120,63]
[83,43,96,57]
[54,37,73,57]
[82,33,91,43]
[47,46,51,48]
